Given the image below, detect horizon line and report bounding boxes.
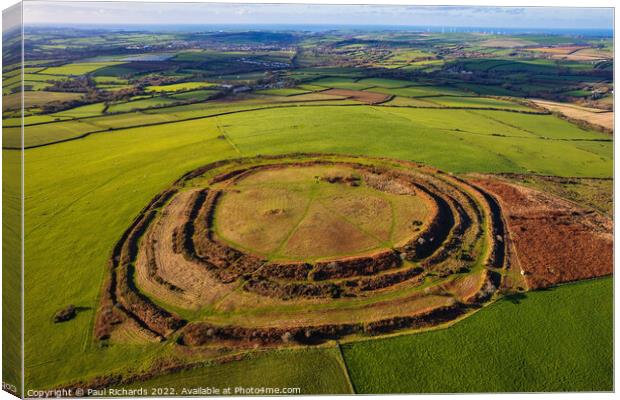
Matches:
[25,22,614,30]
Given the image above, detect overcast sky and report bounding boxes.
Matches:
[21,2,613,30]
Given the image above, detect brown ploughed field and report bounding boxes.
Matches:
[321,88,392,104]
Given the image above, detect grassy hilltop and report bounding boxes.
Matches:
[2,25,613,394]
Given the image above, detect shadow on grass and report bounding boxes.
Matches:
[504,292,527,304]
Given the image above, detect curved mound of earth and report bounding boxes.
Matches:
[93,154,611,349]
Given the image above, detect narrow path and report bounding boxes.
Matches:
[268,184,320,259]
[336,341,357,394]
[214,117,242,155]
[317,197,391,248]
[467,109,539,137]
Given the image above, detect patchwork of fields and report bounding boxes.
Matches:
[2,24,613,395]
[15,94,612,390]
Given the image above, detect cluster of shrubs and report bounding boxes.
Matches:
[178,303,470,346]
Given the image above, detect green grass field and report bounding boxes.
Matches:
[91,65,138,77]
[453,83,522,97]
[372,85,473,98]
[106,97,179,113]
[23,120,239,389]
[428,96,532,111]
[311,77,374,90]
[16,104,612,178]
[2,150,22,395]
[384,96,440,107]
[53,103,106,118]
[120,347,353,394]
[41,62,123,76]
[4,91,82,112]
[255,88,311,96]
[400,59,446,71]
[17,96,612,390]
[170,89,219,101]
[11,120,103,148]
[92,76,129,85]
[212,106,612,176]
[96,84,135,92]
[3,114,72,127]
[3,26,613,395]
[22,73,63,82]
[297,84,327,91]
[20,81,54,93]
[356,78,413,88]
[342,278,613,393]
[147,82,217,93]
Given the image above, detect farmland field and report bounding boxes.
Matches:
[3,91,82,111]
[531,99,614,130]
[147,81,218,93]
[1,6,614,397]
[427,96,532,111]
[119,347,353,394]
[170,89,219,101]
[106,97,179,113]
[342,278,613,393]
[41,62,124,76]
[371,85,473,98]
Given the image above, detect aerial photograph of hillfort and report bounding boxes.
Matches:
[1,1,614,396]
